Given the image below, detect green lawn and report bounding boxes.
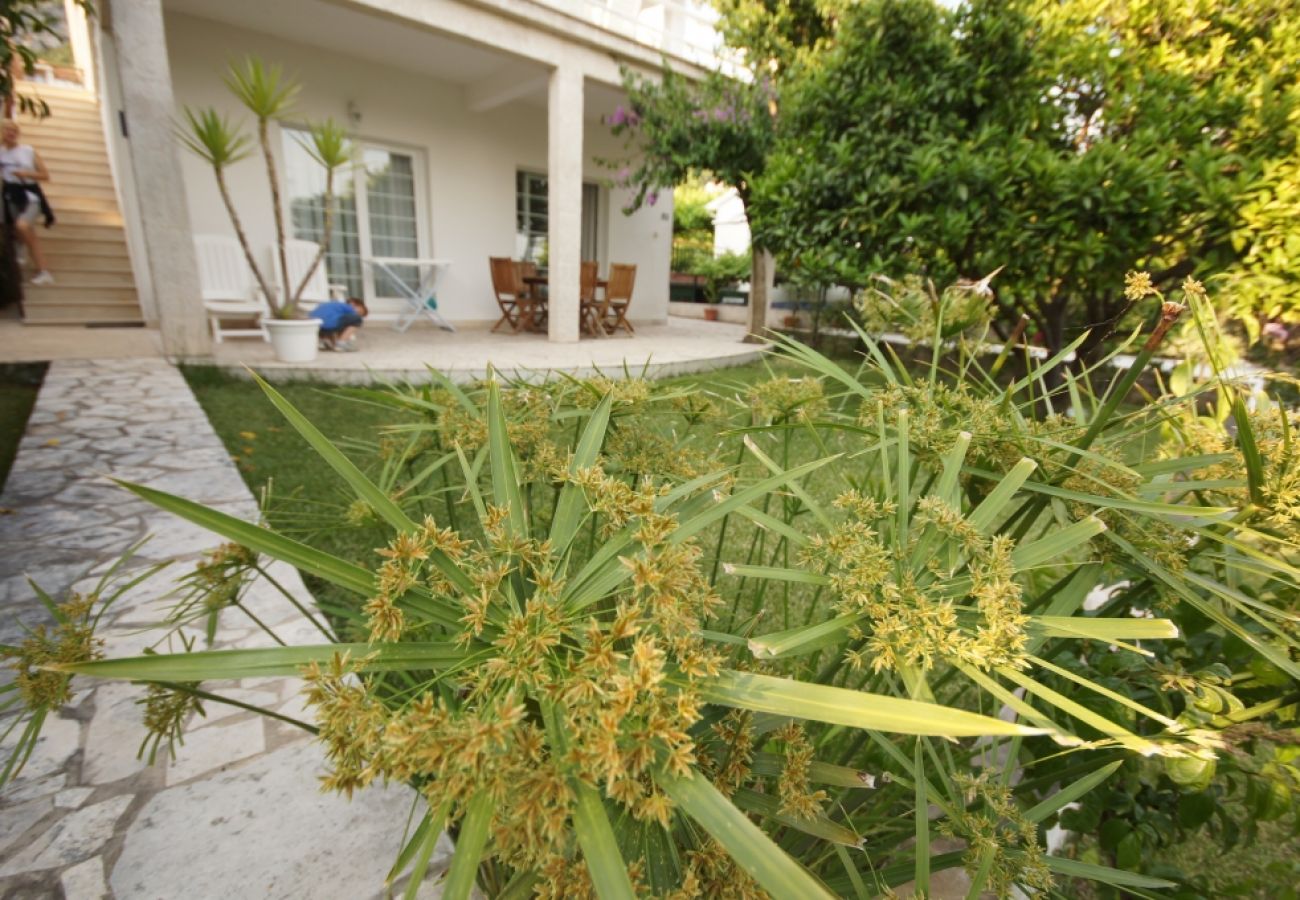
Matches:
[0,362,47,492]
[180,357,831,632]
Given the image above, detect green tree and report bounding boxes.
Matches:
[0,0,90,118]
[610,65,776,338]
[749,0,1300,356]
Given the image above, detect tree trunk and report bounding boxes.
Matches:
[258,118,291,316]
[745,246,774,343]
[292,166,335,303]
[215,167,276,312]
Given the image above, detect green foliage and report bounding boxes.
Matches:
[608,66,774,212]
[0,0,93,119]
[750,0,1300,355]
[712,0,845,73]
[671,177,716,235]
[8,277,1300,896]
[698,250,752,301]
[178,57,353,318]
[176,107,253,169]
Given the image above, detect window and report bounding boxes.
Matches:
[515,171,600,265]
[283,128,424,302]
[515,171,548,263]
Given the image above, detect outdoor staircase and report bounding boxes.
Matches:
[14,82,142,325]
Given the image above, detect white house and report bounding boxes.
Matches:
[705,187,750,258]
[64,0,726,356]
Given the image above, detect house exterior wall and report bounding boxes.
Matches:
[710,190,751,257]
[164,11,671,326]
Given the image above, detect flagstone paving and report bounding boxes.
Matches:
[0,359,449,899]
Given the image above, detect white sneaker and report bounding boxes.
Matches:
[30,271,54,286]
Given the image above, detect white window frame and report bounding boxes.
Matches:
[516,168,604,267]
[279,123,432,310]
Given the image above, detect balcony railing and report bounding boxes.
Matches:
[531,0,737,72]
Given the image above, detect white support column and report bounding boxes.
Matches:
[105,0,210,359]
[547,65,583,344]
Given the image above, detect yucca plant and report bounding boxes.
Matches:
[5,274,1297,897]
[178,57,353,318]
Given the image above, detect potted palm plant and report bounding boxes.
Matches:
[179,58,352,362]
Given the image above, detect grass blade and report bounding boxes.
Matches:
[550,393,612,550]
[57,642,469,680]
[251,371,415,532]
[115,480,373,594]
[442,791,493,900]
[487,377,528,537]
[1024,760,1123,824]
[659,769,835,900]
[697,670,1046,738]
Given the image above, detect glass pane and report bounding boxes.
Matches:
[366,149,420,297]
[282,127,363,297]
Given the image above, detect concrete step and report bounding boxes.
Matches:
[27,269,136,288]
[22,303,144,325]
[42,235,129,255]
[21,114,105,132]
[38,194,122,212]
[34,147,110,167]
[13,86,138,319]
[23,126,106,146]
[42,252,134,272]
[43,207,124,227]
[15,92,99,108]
[41,224,128,243]
[44,171,116,191]
[18,115,102,131]
[24,284,139,305]
[37,158,111,179]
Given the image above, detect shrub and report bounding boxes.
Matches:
[4,275,1298,898]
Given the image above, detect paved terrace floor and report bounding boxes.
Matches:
[0,319,765,384]
[0,359,448,898]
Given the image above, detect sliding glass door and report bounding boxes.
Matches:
[283,128,426,303]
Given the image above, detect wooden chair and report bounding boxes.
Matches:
[603,263,636,335]
[489,257,530,332]
[578,260,601,336]
[515,260,545,331]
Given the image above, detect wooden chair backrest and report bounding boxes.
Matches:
[515,260,538,284]
[606,263,636,303]
[490,257,523,297]
[579,260,599,301]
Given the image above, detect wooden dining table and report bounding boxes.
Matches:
[522,274,609,336]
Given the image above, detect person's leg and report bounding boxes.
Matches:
[332,312,364,350]
[14,219,47,276]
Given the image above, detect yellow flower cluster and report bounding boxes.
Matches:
[2,591,103,709]
[747,376,828,423]
[941,772,1053,896]
[307,462,727,883]
[810,490,1030,674]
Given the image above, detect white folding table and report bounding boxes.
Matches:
[363,257,454,332]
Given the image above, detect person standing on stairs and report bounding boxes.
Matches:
[0,120,54,286]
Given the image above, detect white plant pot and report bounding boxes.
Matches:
[264,318,321,363]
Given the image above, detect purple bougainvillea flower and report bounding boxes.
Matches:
[647,190,659,206]
[609,105,628,126]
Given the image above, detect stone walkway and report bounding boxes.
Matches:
[0,359,447,898]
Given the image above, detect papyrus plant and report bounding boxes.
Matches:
[6,275,1298,897]
[178,57,352,319]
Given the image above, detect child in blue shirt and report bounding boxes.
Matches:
[311,297,367,351]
